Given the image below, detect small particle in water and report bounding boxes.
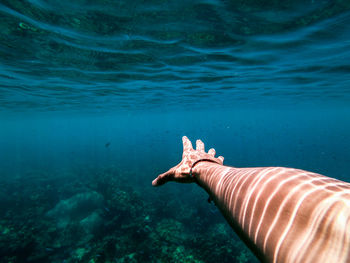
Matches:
[18,22,37,32]
[19,22,29,30]
[105,142,111,148]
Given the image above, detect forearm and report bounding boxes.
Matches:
[192,162,350,263]
[193,162,265,213]
[193,162,236,201]
[193,162,267,261]
[153,137,350,263]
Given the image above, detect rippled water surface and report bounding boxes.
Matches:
[1,1,350,263]
[1,0,350,111]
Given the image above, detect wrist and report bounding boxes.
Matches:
[191,159,222,178]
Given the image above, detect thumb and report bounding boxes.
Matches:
[152,168,174,186]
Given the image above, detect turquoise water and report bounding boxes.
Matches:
[0,0,350,262]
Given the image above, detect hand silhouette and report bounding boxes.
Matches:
[152,136,224,186]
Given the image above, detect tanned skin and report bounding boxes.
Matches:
[152,136,350,263]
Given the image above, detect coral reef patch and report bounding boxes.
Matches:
[0,167,257,262]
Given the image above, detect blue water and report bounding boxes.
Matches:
[1,0,350,111]
[0,0,350,262]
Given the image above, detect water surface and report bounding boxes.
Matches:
[0,0,350,262]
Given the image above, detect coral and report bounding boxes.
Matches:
[46,191,104,229]
[0,167,259,263]
[73,247,87,261]
[155,219,187,243]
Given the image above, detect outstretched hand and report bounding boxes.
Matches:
[152,136,224,186]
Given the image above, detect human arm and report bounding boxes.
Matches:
[152,136,350,263]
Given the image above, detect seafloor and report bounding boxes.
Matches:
[0,166,257,263]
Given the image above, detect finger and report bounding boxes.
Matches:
[196,139,205,152]
[182,136,193,153]
[208,148,216,157]
[152,169,174,186]
[218,156,224,164]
